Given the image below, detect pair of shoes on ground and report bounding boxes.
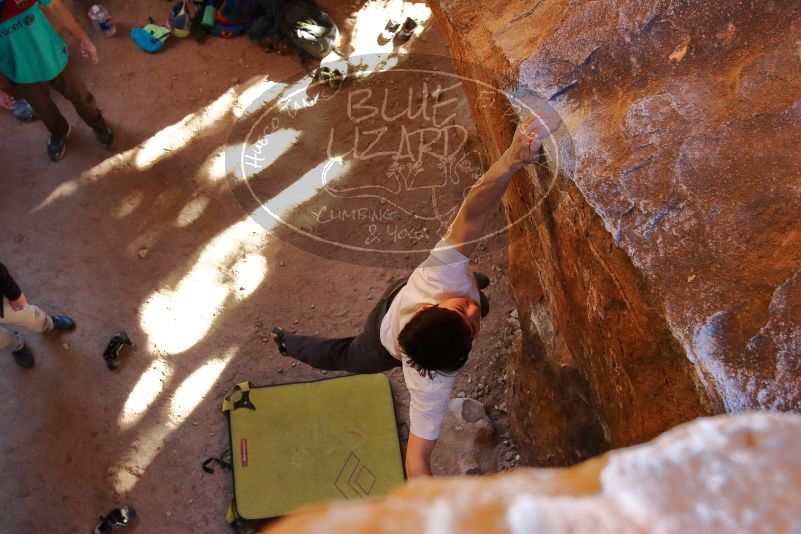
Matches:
[11,315,76,368]
[47,124,115,162]
[314,65,347,89]
[380,16,418,43]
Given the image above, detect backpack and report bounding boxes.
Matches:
[130,23,171,53]
[280,0,337,58]
[212,0,262,37]
[168,1,192,38]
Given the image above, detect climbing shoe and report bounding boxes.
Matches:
[12,344,34,368]
[472,271,490,290]
[51,315,76,332]
[271,327,289,356]
[103,330,133,370]
[93,505,136,534]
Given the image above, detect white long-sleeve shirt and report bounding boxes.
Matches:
[379,239,480,440]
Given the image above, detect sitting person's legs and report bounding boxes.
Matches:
[1,298,54,368]
[1,297,54,333]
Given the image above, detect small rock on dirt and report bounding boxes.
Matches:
[432,397,495,475]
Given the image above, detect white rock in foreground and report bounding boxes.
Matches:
[265,413,801,533]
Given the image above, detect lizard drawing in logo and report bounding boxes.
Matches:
[322,117,486,234]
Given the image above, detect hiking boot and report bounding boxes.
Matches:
[271,327,289,356]
[12,344,34,368]
[472,271,490,290]
[95,126,115,150]
[47,124,71,162]
[51,315,76,332]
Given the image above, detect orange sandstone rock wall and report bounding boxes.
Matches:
[429,0,801,464]
[265,413,801,533]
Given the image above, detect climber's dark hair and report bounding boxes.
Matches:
[398,306,472,378]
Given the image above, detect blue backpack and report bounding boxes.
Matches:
[212,0,263,37]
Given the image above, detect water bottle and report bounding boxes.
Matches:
[88,4,116,37]
[201,1,217,30]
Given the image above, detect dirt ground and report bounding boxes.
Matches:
[0,1,521,531]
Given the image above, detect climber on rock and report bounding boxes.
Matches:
[272,112,561,477]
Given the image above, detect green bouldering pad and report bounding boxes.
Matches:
[223,374,405,520]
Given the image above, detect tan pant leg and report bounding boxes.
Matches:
[0,325,23,352]
[0,298,54,333]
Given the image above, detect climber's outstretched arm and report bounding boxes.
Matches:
[444,114,561,257]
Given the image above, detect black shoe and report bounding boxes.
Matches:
[271,327,289,356]
[479,291,490,318]
[95,125,115,150]
[12,345,34,368]
[47,124,71,162]
[473,271,490,290]
[51,315,76,331]
[103,330,133,370]
[93,505,136,534]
